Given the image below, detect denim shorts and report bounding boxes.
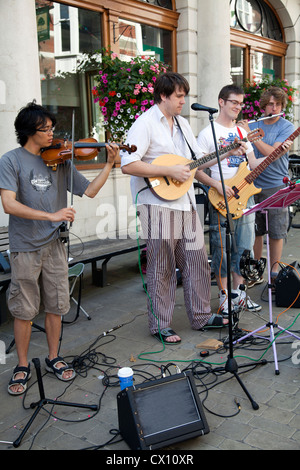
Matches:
[209,197,255,277]
[8,239,70,321]
[254,186,289,239]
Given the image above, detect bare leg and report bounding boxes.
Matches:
[253,235,263,260]
[8,319,32,394]
[45,313,73,379]
[269,238,283,275]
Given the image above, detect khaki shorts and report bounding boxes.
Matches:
[8,240,70,321]
[254,186,289,240]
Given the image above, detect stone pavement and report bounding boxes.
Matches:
[0,214,300,452]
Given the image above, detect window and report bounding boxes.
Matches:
[36,1,106,166]
[136,0,173,10]
[230,0,286,86]
[117,19,172,64]
[230,0,283,40]
[35,0,177,168]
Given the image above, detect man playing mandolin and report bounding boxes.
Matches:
[197,84,291,318]
[121,73,249,345]
[0,101,119,395]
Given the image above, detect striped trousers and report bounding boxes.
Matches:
[138,205,211,334]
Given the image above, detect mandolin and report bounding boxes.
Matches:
[208,126,300,219]
[145,129,264,201]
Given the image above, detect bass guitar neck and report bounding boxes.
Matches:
[208,126,300,219]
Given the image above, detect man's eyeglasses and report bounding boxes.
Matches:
[266,102,282,108]
[225,99,245,108]
[36,126,55,134]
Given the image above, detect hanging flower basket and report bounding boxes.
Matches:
[92,49,170,142]
[242,76,298,122]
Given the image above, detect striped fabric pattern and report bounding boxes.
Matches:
[138,205,211,334]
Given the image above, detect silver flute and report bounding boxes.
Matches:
[247,112,284,124]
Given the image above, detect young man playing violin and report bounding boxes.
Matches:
[0,101,119,395]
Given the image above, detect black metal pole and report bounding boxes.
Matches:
[207,112,259,410]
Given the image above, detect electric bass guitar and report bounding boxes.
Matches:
[145,129,264,201]
[208,126,300,219]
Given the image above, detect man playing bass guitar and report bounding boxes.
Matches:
[238,86,295,289]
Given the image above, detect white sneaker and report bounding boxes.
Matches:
[219,289,231,318]
[231,284,262,312]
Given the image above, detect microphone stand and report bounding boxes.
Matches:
[206,110,259,410]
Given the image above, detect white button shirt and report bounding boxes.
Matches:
[121,104,205,211]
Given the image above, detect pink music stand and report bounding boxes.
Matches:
[234,183,300,375]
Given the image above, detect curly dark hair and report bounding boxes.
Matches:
[14,100,56,146]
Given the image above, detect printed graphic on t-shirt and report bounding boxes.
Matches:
[218,131,245,168]
[30,170,52,192]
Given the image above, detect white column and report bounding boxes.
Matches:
[0,0,41,156]
[0,0,41,226]
[195,0,231,134]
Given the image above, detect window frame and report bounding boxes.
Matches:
[53,0,178,169]
[230,0,287,85]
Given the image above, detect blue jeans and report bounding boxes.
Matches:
[209,197,255,278]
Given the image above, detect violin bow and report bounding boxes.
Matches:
[66,110,75,261]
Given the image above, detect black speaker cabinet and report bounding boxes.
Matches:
[275,261,300,308]
[117,371,209,450]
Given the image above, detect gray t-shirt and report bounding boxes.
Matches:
[0,147,90,252]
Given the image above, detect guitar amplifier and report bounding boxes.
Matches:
[117,372,209,450]
[275,261,300,308]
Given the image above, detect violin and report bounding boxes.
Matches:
[41,138,137,168]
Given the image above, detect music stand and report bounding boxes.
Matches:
[235,182,300,375]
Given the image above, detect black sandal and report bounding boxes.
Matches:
[45,356,76,381]
[8,364,31,396]
[152,327,181,345]
[203,314,228,329]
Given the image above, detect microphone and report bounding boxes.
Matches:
[191,103,218,114]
